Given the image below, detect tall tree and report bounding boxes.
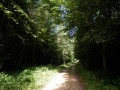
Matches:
[0,0,64,71]
[64,0,120,73]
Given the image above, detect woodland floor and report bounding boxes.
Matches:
[41,66,85,90]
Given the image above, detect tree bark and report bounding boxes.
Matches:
[103,45,106,74]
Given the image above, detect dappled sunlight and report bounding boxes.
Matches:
[41,69,85,90]
[41,72,68,90]
[0,66,58,90]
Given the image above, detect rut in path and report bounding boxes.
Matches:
[41,66,85,90]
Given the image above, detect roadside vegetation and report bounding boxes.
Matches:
[0,0,120,90]
[74,63,120,90]
[0,65,58,90]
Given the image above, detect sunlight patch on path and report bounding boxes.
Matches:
[41,72,68,90]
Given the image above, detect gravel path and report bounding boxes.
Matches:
[41,68,85,90]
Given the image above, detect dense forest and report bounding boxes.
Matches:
[0,0,120,90]
[0,0,65,71]
[71,0,120,74]
[0,0,120,75]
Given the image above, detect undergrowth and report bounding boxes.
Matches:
[74,63,120,90]
[0,65,58,90]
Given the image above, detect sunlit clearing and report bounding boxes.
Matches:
[41,72,68,90]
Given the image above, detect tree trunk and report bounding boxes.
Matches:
[103,45,106,74]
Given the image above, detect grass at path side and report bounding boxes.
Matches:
[74,63,120,90]
[0,65,58,90]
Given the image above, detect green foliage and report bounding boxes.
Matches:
[74,63,120,90]
[0,66,57,90]
[64,0,120,73]
[0,0,64,70]
[56,30,75,63]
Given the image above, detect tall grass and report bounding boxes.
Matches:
[74,63,120,90]
[0,65,58,90]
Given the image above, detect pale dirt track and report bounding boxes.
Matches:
[41,68,85,90]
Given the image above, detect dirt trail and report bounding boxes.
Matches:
[41,66,85,90]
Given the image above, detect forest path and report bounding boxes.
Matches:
[41,65,85,90]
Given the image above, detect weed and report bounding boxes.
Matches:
[0,65,57,90]
[74,63,120,90]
